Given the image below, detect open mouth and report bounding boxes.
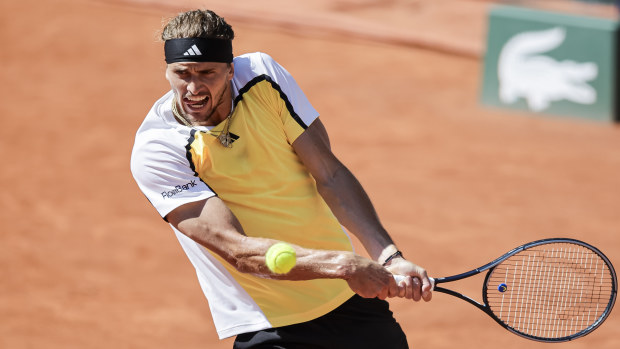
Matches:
[184,95,208,110]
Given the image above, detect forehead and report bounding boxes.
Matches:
[167,61,228,71]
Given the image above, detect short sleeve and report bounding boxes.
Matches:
[130,130,215,219]
[258,53,320,143]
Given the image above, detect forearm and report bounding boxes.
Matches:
[169,196,385,284]
[235,237,367,281]
[315,163,398,262]
[177,214,361,280]
[168,188,404,299]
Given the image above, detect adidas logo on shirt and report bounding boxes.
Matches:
[184,44,202,56]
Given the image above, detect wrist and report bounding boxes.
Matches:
[381,250,405,267]
[379,248,405,267]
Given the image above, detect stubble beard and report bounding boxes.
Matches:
[177,82,231,125]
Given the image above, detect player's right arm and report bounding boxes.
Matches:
[166,198,397,299]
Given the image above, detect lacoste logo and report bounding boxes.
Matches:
[161,180,197,199]
[184,44,202,56]
[498,27,598,112]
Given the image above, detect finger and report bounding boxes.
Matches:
[421,276,433,302]
[393,275,411,298]
[398,283,406,298]
[404,276,414,299]
[411,277,422,301]
[388,276,400,298]
[377,281,390,300]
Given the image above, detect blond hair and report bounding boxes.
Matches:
[161,9,234,41]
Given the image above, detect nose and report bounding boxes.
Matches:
[187,77,204,95]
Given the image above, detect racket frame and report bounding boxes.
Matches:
[431,238,617,342]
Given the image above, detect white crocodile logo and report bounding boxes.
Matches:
[498,27,598,112]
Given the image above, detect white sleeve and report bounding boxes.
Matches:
[235,52,320,127]
[260,53,319,127]
[130,131,215,219]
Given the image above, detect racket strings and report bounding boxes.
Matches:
[485,243,615,340]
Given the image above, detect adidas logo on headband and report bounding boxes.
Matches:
[184,44,202,56]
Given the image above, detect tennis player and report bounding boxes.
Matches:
[130,9,432,349]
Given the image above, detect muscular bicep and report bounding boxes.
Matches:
[166,197,247,265]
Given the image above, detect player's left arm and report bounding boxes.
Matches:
[292,118,432,301]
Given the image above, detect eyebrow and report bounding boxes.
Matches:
[172,67,217,74]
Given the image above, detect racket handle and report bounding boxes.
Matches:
[393,275,436,289]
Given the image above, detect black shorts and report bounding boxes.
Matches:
[233,295,408,349]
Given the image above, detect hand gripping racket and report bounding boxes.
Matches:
[395,238,617,342]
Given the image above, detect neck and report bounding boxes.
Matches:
[209,87,234,125]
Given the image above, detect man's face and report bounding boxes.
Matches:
[165,61,234,123]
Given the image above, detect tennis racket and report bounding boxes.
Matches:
[395,238,617,342]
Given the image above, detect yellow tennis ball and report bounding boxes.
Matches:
[266,242,296,274]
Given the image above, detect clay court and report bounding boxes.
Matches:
[1,0,618,348]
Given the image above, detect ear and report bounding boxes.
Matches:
[164,65,173,83]
[228,63,235,80]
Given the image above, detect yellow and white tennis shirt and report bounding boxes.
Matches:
[131,52,354,339]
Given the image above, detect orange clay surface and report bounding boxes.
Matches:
[1,0,619,348]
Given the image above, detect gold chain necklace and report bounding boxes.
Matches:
[171,96,234,148]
